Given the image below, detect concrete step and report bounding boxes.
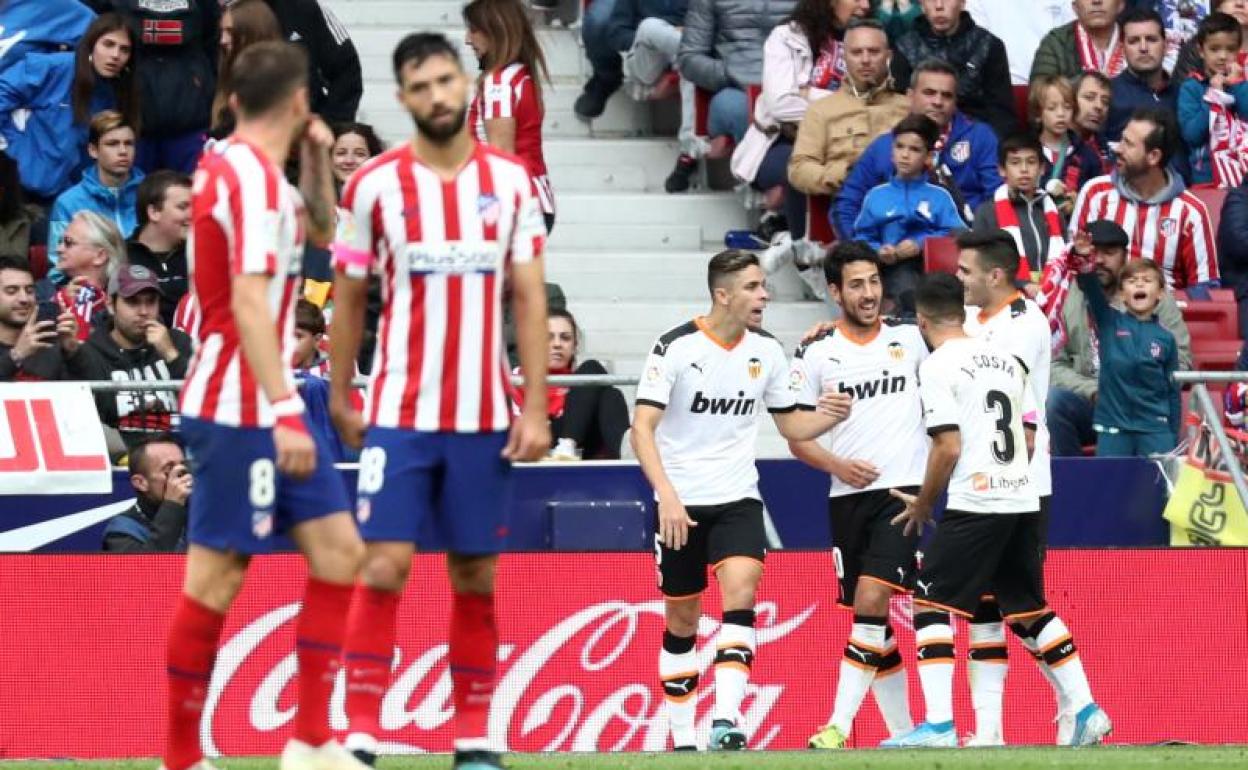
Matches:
[567,301,826,346]
[354,28,587,82]
[558,193,748,237]
[546,222,705,251]
[549,260,814,302]
[328,0,582,28]
[551,162,648,192]
[545,138,683,192]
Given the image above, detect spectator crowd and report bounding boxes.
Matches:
[1,0,1247,549]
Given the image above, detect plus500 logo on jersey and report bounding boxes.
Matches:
[405,241,501,274]
[691,390,756,415]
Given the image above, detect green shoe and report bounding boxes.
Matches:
[808,723,849,749]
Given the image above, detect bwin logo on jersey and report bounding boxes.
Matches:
[838,371,906,400]
[691,390,756,416]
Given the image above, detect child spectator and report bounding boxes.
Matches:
[1174,0,1248,80]
[973,132,1065,284]
[511,308,630,460]
[1073,234,1182,457]
[0,12,141,201]
[48,111,144,266]
[1029,74,1104,218]
[852,114,965,312]
[293,298,329,377]
[464,0,555,232]
[126,170,192,326]
[1179,12,1248,185]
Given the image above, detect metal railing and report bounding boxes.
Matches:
[1174,371,1248,510]
[83,373,639,393]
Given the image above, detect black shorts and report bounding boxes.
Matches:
[828,487,920,608]
[654,497,767,597]
[913,508,1047,620]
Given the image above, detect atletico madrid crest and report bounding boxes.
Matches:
[478,194,501,226]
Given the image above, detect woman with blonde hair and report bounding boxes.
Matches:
[463,0,556,231]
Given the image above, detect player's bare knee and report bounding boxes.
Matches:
[183,549,248,611]
[307,533,365,584]
[853,579,893,617]
[447,553,496,594]
[664,597,700,637]
[360,548,411,591]
[715,558,761,610]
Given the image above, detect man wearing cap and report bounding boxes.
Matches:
[68,263,193,454]
[1047,219,1191,456]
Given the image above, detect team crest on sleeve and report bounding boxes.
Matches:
[789,368,805,391]
[478,194,501,226]
[645,364,663,383]
[950,141,970,164]
[748,357,763,379]
[888,341,905,361]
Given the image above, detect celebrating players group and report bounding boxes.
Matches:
[162,31,1111,770]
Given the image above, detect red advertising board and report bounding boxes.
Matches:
[1,551,1246,758]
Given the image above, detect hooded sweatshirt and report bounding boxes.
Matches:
[47,165,145,256]
[1069,169,1220,289]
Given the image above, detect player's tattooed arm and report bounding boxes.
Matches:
[299,117,337,247]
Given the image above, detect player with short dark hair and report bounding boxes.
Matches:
[328,32,550,770]
[631,249,851,752]
[163,40,365,770]
[884,272,1108,749]
[793,240,926,749]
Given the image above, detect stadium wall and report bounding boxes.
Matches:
[0,550,1245,758]
[0,459,1168,552]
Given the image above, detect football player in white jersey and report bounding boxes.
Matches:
[882,273,1111,749]
[956,228,1108,747]
[631,250,851,752]
[789,242,926,749]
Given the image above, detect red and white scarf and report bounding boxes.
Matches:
[810,38,845,91]
[993,184,1065,276]
[1205,85,1248,189]
[1033,245,1098,355]
[1076,23,1125,78]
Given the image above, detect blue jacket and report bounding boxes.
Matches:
[1177,76,1248,185]
[1217,180,1248,299]
[851,175,965,251]
[0,51,116,198]
[1077,272,1181,436]
[835,112,1000,238]
[0,0,95,72]
[47,165,144,259]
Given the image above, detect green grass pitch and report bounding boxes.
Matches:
[4,747,1248,770]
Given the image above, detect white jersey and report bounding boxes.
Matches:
[920,337,1038,514]
[965,293,1052,496]
[636,319,796,506]
[789,320,929,497]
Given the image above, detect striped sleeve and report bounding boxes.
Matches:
[508,170,546,265]
[1181,194,1220,287]
[1068,176,1110,238]
[332,166,376,279]
[228,152,281,277]
[482,65,522,120]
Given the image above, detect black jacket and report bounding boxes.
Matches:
[265,0,362,123]
[126,238,188,326]
[102,497,187,552]
[1218,182,1248,300]
[972,191,1058,273]
[67,320,192,434]
[89,0,220,137]
[890,12,1016,139]
[0,339,68,381]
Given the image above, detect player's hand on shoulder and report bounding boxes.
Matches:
[800,319,837,344]
[274,422,317,479]
[330,399,367,450]
[503,410,551,462]
[657,492,697,551]
[888,487,931,537]
[830,457,880,489]
[816,390,852,423]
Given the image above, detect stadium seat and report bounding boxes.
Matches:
[27,245,48,281]
[1190,186,1228,237]
[1174,288,1240,339]
[694,86,711,137]
[923,235,959,275]
[806,194,836,246]
[746,83,761,113]
[1013,84,1030,130]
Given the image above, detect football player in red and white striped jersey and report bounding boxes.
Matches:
[1069,107,1220,290]
[163,42,368,770]
[328,33,550,770]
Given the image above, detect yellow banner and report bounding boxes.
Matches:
[1164,462,1248,546]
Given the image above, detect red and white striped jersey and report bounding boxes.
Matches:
[173,291,201,340]
[469,62,554,215]
[1069,174,1219,289]
[333,141,546,433]
[179,137,304,427]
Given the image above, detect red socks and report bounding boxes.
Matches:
[449,591,497,749]
[294,576,355,746]
[343,584,401,739]
[164,595,225,770]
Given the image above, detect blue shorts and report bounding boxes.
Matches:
[355,430,513,554]
[182,416,351,554]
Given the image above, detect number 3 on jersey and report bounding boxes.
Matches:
[984,389,1015,464]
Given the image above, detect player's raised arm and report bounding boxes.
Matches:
[298,117,337,247]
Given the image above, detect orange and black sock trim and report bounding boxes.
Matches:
[915,611,955,665]
[969,598,1008,663]
[1033,612,1079,667]
[661,630,699,701]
